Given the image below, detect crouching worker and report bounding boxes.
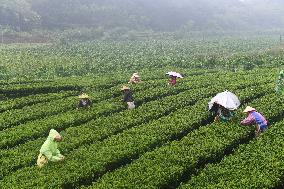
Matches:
[37,129,64,168]
[168,75,177,86]
[77,93,92,109]
[241,106,268,137]
[128,73,142,84]
[121,86,135,109]
[210,102,234,122]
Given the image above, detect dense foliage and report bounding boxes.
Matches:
[0,39,284,188]
[0,39,283,80]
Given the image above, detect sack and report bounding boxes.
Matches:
[127,102,135,109]
[37,154,48,168]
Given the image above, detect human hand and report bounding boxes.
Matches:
[214,116,219,122]
[60,155,65,161]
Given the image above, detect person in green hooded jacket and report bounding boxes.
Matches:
[37,129,64,168]
[276,70,284,94]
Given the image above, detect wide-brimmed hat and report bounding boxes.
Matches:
[243,106,256,113]
[121,86,130,90]
[132,73,140,77]
[79,93,89,99]
[49,129,62,140]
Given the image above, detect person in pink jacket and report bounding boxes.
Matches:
[168,75,177,86]
[241,106,268,137]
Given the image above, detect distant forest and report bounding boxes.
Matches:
[1,0,284,40]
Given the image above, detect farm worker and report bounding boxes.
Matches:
[121,85,135,109]
[168,75,177,86]
[77,93,92,109]
[37,129,64,168]
[166,72,183,86]
[210,102,234,122]
[128,73,142,84]
[276,70,284,94]
[241,106,268,137]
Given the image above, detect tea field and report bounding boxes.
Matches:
[1,39,284,188]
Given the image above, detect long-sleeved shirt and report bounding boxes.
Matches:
[241,111,267,127]
[78,99,92,108]
[40,129,63,162]
[169,77,177,86]
[129,76,141,84]
[123,90,134,102]
[217,108,234,121]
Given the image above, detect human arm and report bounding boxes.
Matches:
[123,94,127,102]
[77,100,83,108]
[87,99,92,107]
[240,114,255,125]
[55,148,65,160]
[42,150,63,162]
[123,92,129,102]
[129,76,135,84]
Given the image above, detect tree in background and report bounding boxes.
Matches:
[0,0,40,31]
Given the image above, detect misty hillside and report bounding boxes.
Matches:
[1,0,284,32]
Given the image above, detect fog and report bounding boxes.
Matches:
[1,0,284,40]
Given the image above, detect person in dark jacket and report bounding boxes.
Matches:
[77,93,92,109]
[121,86,135,109]
[210,102,234,122]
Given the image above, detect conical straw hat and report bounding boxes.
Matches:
[132,73,140,77]
[79,93,89,99]
[243,106,256,113]
[121,86,130,90]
